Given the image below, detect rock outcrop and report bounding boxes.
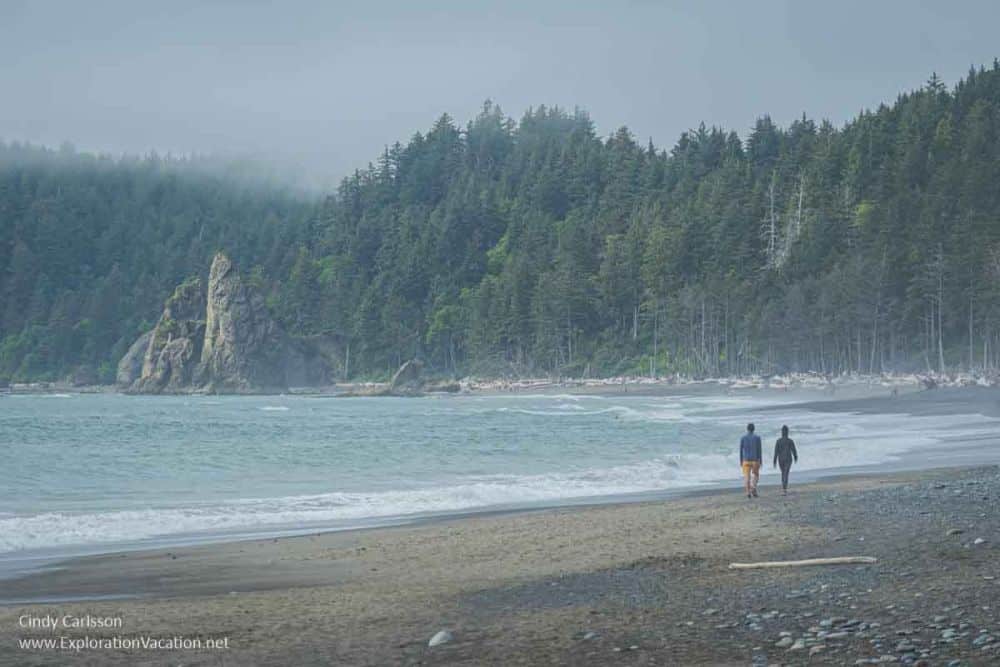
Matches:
[199,253,295,393]
[121,253,340,394]
[131,278,207,394]
[116,331,153,387]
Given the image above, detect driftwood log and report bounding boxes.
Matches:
[728,556,877,570]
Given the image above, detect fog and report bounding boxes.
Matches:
[2,0,997,190]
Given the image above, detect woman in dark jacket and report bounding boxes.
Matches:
[773,425,798,494]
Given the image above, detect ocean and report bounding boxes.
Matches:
[2,390,997,566]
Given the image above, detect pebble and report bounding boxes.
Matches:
[788,638,806,651]
[774,637,793,648]
[428,630,452,647]
[947,528,964,536]
[703,608,719,616]
[974,537,986,545]
[809,644,826,656]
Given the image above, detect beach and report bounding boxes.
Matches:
[3,386,1000,665]
[2,463,999,665]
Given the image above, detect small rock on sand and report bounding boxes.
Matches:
[428,630,453,647]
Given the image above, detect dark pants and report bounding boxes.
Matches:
[779,460,792,490]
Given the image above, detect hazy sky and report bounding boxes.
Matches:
[2,0,997,189]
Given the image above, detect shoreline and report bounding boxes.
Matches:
[4,452,1000,601]
[0,464,979,605]
[4,368,997,398]
[2,464,998,665]
[3,386,1000,589]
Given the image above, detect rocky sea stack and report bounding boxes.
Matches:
[118,253,338,394]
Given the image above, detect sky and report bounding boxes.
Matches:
[2,0,998,190]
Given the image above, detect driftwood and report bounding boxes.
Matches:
[728,556,877,570]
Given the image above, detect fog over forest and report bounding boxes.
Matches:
[2,2,1000,383]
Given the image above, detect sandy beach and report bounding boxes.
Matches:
[2,458,999,665]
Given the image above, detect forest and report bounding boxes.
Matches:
[2,62,1000,383]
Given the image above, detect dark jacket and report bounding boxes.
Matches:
[740,433,762,463]
[773,437,798,466]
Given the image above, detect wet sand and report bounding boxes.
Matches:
[2,465,999,666]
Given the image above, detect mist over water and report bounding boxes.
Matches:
[1,392,997,557]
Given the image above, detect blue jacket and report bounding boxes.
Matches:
[740,433,762,463]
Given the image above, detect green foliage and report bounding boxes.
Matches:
[0,145,313,381]
[4,64,1000,382]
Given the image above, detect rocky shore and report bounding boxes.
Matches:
[2,465,998,665]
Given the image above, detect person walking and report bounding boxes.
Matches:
[773,425,798,495]
[739,423,762,499]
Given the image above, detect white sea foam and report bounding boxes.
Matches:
[259,406,290,411]
[4,393,998,557]
[0,453,736,554]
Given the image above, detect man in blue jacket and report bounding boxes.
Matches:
[740,423,763,499]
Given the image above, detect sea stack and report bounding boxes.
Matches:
[199,252,292,393]
[130,278,207,394]
[121,252,334,394]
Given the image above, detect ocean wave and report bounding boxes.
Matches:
[0,454,740,554]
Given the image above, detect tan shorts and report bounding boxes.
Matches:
[741,461,760,475]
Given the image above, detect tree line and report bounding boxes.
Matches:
[2,62,1000,382]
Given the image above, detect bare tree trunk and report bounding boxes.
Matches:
[700,297,706,372]
[763,174,779,268]
[935,245,946,373]
[969,292,974,371]
[652,300,659,378]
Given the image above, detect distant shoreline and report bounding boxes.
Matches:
[3,369,995,398]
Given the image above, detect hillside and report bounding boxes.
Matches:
[3,62,1000,383]
[0,146,314,382]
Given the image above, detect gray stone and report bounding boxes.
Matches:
[428,630,452,647]
[200,253,299,393]
[116,330,153,387]
[125,253,339,394]
[130,277,207,394]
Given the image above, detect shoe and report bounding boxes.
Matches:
[751,488,758,498]
[747,493,752,499]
